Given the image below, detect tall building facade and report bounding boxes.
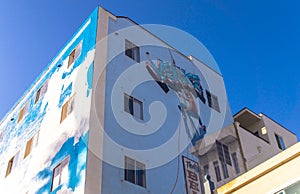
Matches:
[0,7,233,194]
[0,6,297,194]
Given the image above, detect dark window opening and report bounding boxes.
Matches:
[206,91,220,112]
[216,141,232,166]
[231,152,240,174]
[124,93,143,120]
[124,156,146,188]
[125,40,140,62]
[213,161,221,182]
[51,156,70,191]
[275,133,285,150]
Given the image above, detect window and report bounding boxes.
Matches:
[51,156,70,191]
[221,161,229,179]
[203,164,209,176]
[35,80,49,104]
[275,133,285,150]
[125,39,140,62]
[275,180,300,194]
[223,144,231,166]
[60,95,75,123]
[206,91,220,112]
[24,137,34,159]
[17,101,30,123]
[68,42,82,68]
[5,157,14,177]
[216,141,232,166]
[231,152,240,174]
[124,93,143,120]
[5,151,22,177]
[24,131,39,159]
[124,156,146,188]
[213,161,221,182]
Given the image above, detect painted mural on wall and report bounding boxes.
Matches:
[0,8,98,194]
[146,56,208,145]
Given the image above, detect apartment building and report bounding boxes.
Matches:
[0,6,297,194]
[193,108,297,190]
[217,142,300,194]
[0,6,234,194]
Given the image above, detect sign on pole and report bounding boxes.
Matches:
[182,156,202,194]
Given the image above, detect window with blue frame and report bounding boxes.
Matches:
[275,133,285,150]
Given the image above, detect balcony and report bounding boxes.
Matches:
[191,124,238,156]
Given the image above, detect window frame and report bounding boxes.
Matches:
[60,95,75,123]
[275,133,285,150]
[51,156,70,192]
[124,156,146,188]
[68,41,82,68]
[206,90,220,112]
[17,101,30,124]
[231,152,241,174]
[124,93,144,120]
[125,39,140,63]
[35,80,49,104]
[221,160,229,179]
[23,131,39,159]
[216,141,232,166]
[213,161,222,182]
[5,156,15,177]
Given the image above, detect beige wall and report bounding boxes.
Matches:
[237,123,278,170]
[262,115,298,149]
[197,124,246,188]
[85,7,115,194]
[237,113,298,171]
[217,142,300,194]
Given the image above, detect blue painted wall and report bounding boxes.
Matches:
[101,16,233,194]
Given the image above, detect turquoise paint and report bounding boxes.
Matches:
[35,133,88,193]
[0,7,98,193]
[58,83,73,107]
[86,63,94,97]
[0,6,98,126]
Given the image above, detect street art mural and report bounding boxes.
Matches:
[0,8,98,194]
[146,56,209,145]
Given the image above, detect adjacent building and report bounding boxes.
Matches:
[216,142,300,194]
[0,6,297,194]
[193,108,298,190]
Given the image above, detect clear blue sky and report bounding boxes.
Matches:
[0,1,299,139]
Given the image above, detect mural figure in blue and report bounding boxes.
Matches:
[146,54,206,145]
